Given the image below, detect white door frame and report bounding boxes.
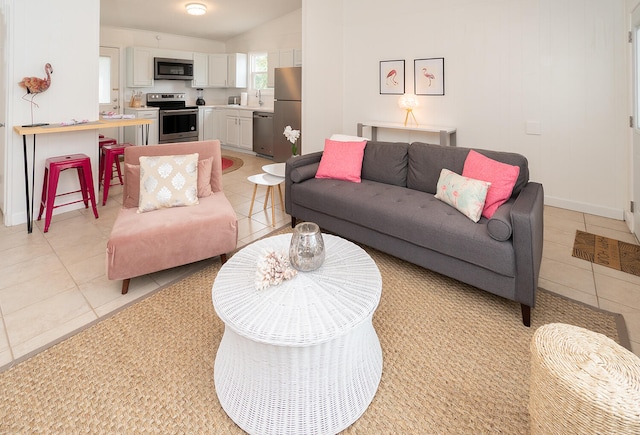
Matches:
[631,2,640,237]
[98,46,122,143]
[0,0,13,226]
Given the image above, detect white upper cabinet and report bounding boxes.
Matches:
[227,53,247,88]
[208,54,229,87]
[192,53,246,88]
[192,52,209,88]
[267,49,301,87]
[126,47,154,87]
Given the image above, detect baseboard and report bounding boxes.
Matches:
[544,196,625,220]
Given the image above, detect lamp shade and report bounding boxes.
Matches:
[186,3,207,15]
[399,95,418,109]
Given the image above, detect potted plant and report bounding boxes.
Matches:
[283,125,301,157]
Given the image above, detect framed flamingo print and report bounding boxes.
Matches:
[380,60,405,95]
[415,58,444,96]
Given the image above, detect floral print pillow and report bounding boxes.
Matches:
[434,168,491,222]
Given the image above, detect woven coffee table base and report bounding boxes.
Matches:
[529,323,640,434]
[215,319,382,435]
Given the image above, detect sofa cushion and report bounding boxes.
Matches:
[487,199,514,241]
[138,153,199,213]
[291,178,515,277]
[462,150,520,219]
[315,138,367,183]
[361,141,409,187]
[407,143,529,197]
[434,168,491,223]
[291,162,320,183]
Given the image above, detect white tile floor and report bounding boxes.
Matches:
[0,149,638,371]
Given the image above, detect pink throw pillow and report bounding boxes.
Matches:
[462,150,520,219]
[315,138,367,183]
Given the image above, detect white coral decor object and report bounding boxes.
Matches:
[255,249,297,290]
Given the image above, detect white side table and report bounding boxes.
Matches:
[262,162,285,178]
[247,172,284,227]
[212,234,383,435]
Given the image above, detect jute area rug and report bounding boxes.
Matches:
[572,229,640,277]
[0,227,628,434]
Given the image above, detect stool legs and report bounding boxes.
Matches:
[38,155,99,233]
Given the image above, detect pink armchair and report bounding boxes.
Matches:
[106,140,237,294]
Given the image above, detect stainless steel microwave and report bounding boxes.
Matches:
[154,57,194,80]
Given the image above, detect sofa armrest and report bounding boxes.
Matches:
[510,182,544,308]
[285,152,323,214]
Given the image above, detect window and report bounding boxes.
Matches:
[250,52,268,90]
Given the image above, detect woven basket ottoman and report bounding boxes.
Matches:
[529,323,640,434]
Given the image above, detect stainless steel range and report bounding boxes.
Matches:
[146,93,198,143]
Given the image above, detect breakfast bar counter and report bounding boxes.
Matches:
[14,117,154,233]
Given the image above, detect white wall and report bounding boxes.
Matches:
[226,9,302,53]
[302,0,345,149]
[303,0,629,219]
[5,0,100,226]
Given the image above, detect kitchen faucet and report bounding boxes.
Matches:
[256,89,263,106]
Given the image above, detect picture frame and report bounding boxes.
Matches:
[414,58,445,96]
[380,60,405,95]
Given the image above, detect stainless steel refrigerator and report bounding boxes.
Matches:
[273,67,302,162]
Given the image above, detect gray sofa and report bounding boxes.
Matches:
[285,141,544,326]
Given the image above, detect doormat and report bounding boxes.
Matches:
[222,156,243,174]
[572,230,640,277]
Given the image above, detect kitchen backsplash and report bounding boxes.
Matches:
[125,81,273,108]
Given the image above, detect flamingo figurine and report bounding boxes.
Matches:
[19,62,53,108]
[422,67,435,86]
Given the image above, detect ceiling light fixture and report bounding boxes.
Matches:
[186,3,207,16]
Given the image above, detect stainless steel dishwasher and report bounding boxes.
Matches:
[253,111,274,157]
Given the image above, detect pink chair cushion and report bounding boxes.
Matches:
[107,194,237,281]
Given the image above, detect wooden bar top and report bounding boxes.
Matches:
[14,117,153,136]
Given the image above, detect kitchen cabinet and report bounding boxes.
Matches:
[191,52,247,88]
[192,52,209,88]
[208,54,229,87]
[213,108,226,143]
[267,49,297,87]
[227,53,247,88]
[124,107,159,145]
[126,47,154,87]
[225,109,253,150]
[198,107,215,141]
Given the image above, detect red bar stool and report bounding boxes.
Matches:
[98,136,117,181]
[99,143,134,206]
[37,153,99,233]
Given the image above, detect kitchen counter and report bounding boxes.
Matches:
[212,105,274,113]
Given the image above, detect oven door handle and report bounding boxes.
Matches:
[161,109,199,114]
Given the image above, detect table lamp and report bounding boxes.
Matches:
[399,95,419,127]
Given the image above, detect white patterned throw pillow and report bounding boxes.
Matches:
[138,153,199,213]
[434,168,491,223]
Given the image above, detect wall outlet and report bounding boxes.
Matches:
[526,121,541,135]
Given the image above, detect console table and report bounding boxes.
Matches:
[14,117,153,233]
[357,121,457,146]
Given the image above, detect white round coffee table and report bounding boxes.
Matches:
[212,233,383,435]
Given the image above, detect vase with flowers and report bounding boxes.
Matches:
[283,125,301,157]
